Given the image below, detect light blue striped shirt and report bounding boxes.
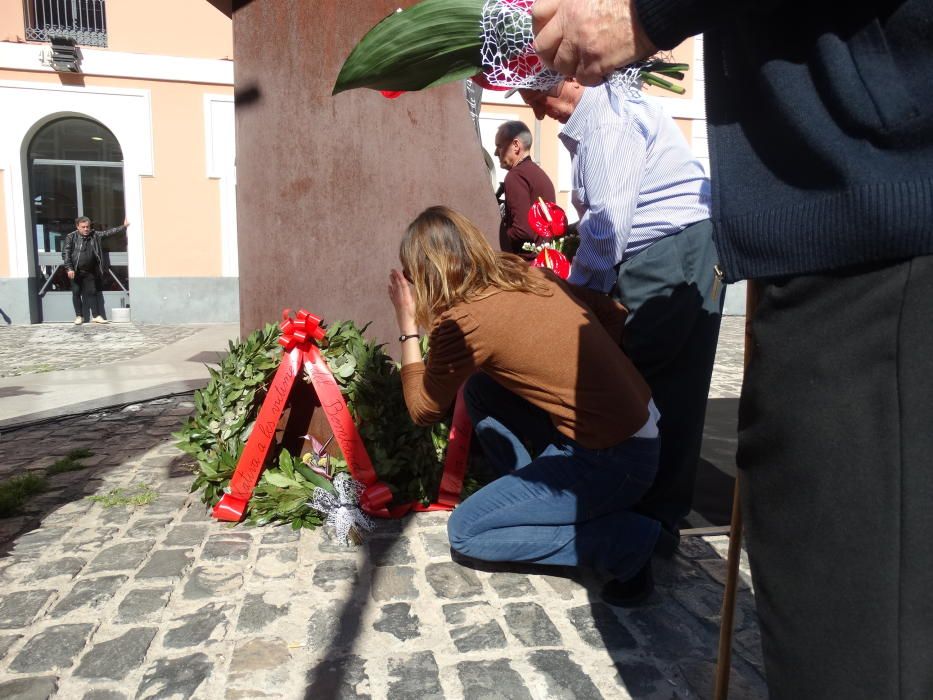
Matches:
[560,86,711,292]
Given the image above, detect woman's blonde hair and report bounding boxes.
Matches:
[401,206,551,327]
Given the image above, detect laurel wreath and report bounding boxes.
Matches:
[175,320,463,529]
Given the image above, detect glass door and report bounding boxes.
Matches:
[28,117,126,322]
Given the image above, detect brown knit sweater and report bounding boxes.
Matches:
[400,268,651,449]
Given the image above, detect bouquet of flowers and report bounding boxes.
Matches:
[524,198,576,279]
[333,0,688,97]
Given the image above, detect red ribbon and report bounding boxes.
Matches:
[213,309,473,522]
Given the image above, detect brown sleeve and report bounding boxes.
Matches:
[400,312,482,425]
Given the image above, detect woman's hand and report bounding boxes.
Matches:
[388,269,418,335]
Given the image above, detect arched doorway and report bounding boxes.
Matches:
[28,117,128,322]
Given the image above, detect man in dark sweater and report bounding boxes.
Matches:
[494,120,556,258]
[62,216,129,324]
[532,1,933,698]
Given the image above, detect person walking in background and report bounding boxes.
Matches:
[494,120,556,258]
[388,205,671,605]
[62,216,129,325]
[519,78,723,545]
[531,1,933,697]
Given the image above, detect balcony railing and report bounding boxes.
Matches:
[24,0,107,48]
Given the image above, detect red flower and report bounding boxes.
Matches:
[527,200,568,239]
[531,248,570,279]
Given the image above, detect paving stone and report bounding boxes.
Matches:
[697,558,753,591]
[313,560,358,591]
[164,603,231,648]
[413,513,449,528]
[538,572,584,600]
[228,637,292,681]
[0,633,23,661]
[678,536,721,559]
[125,517,173,540]
[74,627,157,680]
[370,566,418,602]
[488,572,536,599]
[304,654,370,699]
[679,659,767,700]
[373,603,420,642]
[567,603,638,650]
[368,518,404,537]
[136,652,213,700]
[51,576,126,617]
[614,659,668,698]
[306,601,357,653]
[115,587,173,623]
[137,549,193,579]
[99,508,135,526]
[425,562,483,599]
[11,528,70,557]
[30,557,86,581]
[201,534,252,561]
[444,602,507,652]
[182,504,213,522]
[503,602,562,647]
[83,691,127,700]
[237,593,289,633]
[260,527,301,544]
[671,581,736,630]
[9,623,95,672]
[66,526,119,553]
[387,651,443,700]
[85,541,155,573]
[0,589,54,628]
[368,536,414,566]
[140,494,188,515]
[254,547,298,578]
[528,650,604,699]
[0,676,58,700]
[163,525,208,548]
[627,600,708,660]
[418,530,450,558]
[182,567,244,600]
[457,659,532,700]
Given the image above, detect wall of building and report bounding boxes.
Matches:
[0,40,236,323]
[1,0,232,59]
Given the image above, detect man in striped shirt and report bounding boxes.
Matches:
[520,80,724,563]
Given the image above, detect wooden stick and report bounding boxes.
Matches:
[713,281,759,700]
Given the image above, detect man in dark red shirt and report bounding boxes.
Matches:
[494,121,556,259]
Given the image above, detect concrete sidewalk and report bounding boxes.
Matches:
[0,324,239,429]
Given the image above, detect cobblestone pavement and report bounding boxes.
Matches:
[0,324,205,378]
[0,319,763,700]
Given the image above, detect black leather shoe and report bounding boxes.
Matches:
[601,561,654,607]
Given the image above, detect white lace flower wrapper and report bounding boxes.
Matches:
[307,472,375,546]
[478,0,652,95]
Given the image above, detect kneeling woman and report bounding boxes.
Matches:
[388,206,663,603]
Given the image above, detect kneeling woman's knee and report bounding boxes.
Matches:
[447,504,475,555]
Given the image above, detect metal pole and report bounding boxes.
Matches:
[713,281,758,700]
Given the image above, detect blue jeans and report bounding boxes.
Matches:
[448,373,661,580]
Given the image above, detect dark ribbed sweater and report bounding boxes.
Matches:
[636,0,933,282]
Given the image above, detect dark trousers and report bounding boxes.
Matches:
[71,271,101,318]
[613,219,724,531]
[739,256,933,699]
